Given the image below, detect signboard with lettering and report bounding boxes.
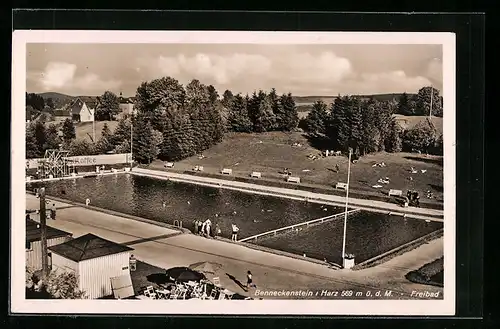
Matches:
[26,153,132,169]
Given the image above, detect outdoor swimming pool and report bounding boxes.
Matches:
[253,211,442,264]
[27,174,443,264]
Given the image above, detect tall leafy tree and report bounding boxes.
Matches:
[415,86,443,117]
[402,121,437,153]
[134,77,186,132]
[61,118,76,143]
[96,91,120,121]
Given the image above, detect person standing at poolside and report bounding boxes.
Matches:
[194,220,199,234]
[231,224,239,241]
[246,270,256,288]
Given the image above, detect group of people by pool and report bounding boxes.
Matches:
[193,218,240,241]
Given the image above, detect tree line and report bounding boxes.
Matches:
[26,81,443,162]
[300,86,443,157]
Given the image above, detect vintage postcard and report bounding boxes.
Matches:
[11,30,456,315]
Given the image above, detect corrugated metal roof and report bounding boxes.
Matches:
[26,219,72,243]
[49,233,133,262]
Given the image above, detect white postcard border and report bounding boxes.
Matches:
[11,30,456,316]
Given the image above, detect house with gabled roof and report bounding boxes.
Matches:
[49,233,134,299]
[70,97,97,122]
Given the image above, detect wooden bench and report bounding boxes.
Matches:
[250,172,262,178]
[287,176,300,183]
[336,182,348,190]
[388,189,403,197]
[221,168,232,175]
[164,162,174,168]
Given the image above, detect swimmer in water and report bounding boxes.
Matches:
[162,201,166,208]
[187,201,191,205]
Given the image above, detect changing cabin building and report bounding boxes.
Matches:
[49,233,134,299]
[70,97,96,123]
[25,218,73,271]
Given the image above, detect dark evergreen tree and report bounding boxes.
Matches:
[25,124,40,158]
[303,100,329,135]
[61,118,76,143]
[385,119,403,153]
[132,114,156,164]
[43,125,61,150]
[397,92,413,115]
[112,117,132,147]
[280,93,299,131]
[227,94,252,132]
[96,123,114,154]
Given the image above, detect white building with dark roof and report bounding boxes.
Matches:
[49,233,134,299]
[70,97,96,123]
[25,219,73,271]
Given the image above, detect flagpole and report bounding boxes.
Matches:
[130,115,133,167]
[429,86,433,120]
[341,148,352,262]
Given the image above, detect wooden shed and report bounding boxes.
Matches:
[49,233,134,299]
[25,219,72,271]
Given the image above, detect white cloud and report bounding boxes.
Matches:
[136,52,433,95]
[29,61,122,94]
[425,57,443,84]
[39,62,76,89]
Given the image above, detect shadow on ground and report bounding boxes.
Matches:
[403,156,443,167]
[226,273,248,292]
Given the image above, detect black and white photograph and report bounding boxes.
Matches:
[11,30,456,315]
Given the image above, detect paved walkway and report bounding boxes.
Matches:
[26,194,444,300]
[133,167,444,221]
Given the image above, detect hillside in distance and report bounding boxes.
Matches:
[293,93,414,105]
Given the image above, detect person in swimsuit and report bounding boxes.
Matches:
[246,270,256,288]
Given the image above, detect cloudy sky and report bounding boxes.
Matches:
[26,43,442,97]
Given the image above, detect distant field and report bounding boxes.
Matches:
[393,115,443,135]
[75,121,119,142]
[149,131,444,204]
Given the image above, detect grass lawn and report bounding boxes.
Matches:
[148,131,444,207]
[75,121,119,143]
[405,256,444,287]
